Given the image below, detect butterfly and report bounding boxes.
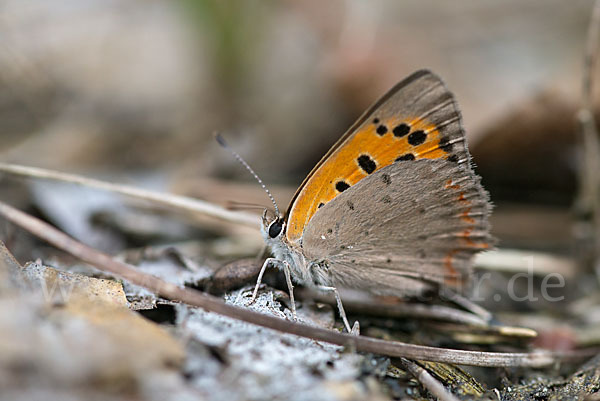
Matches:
[226,70,493,333]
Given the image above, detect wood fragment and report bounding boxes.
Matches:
[399,358,461,401]
[415,360,486,397]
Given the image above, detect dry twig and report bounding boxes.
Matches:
[475,249,576,278]
[0,162,260,229]
[578,0,600,273]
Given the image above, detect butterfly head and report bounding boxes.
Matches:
[261,208,285,240]
[260,208,297,267]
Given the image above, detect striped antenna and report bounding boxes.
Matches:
[215,133,281,217]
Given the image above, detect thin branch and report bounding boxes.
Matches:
[440,288,493,323]
[0,162,260,229]
[578,0,600,273]
[399,358,461,401]
[475,249,576,278]
[582,0,600,113]
[0,200,594,367]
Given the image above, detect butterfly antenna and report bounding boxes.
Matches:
[226,200,274,212]
[215,133,281,217]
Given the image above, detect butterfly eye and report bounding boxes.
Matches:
[268,219,283,238]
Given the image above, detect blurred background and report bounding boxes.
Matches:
[0,0,597,255]
[6,3,600,398]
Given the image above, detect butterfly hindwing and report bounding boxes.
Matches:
[285,70,471,244]
[301,159,492,295]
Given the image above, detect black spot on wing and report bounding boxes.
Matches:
[336,181,350,192]
[376,125,388,136]
[393,123,410,138]
[396,153,415,162]
[408,130,427,146]
[381,174,391,186]
[447,154,459,163]
[439,136,452,152]
[357,154,376,174]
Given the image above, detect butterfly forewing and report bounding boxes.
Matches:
[285,70,471,244]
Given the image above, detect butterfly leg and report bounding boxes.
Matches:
[317,286,358,335]
[250,257,273,302]
[250,258,297,320]
[280,260,297,320]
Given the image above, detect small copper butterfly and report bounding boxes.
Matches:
[224,70,493,333]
